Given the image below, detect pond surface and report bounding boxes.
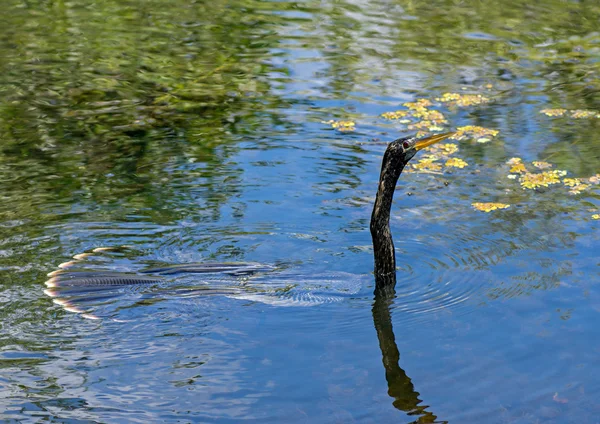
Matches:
[1,0,600,422]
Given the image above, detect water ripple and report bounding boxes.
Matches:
[41,247,367,320]
[387,229,506,324]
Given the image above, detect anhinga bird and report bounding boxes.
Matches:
[43,132,455,304]
[44,132,454,295]
[370,132,454,292]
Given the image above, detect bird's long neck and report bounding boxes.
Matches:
[370,144,405,289]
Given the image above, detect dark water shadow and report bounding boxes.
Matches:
[372,285,444,423]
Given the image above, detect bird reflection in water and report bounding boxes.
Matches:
[373,284,442,423]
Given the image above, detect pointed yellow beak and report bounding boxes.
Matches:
[414,132,456,151]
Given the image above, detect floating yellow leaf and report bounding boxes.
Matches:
[382,99,447,127]
[440,143,459,154]
[519,171,561,189]
[570,109,599,119]
[563,178,581,187]
[322,120,356,132]
[408,120,433,130]
[588,174,600,184]
[436,93,461,102]
[381,110,409,120]
[445,158,468,168]
[408,120,446,131]
[540,108,599,118]
[568,184,589,195]
[422,143,459,158]
[564,176,589,194]
[509,163,528,174]
[412,157,442,172]
[540,109,567,117]
[412,109,447,123]
[532,161,552,169]
[472,202,510,212]
[436,93,490,107]
[506,157,522,165]
[403,99,432,110]
[592,214,600,220]
[451,126,499,142]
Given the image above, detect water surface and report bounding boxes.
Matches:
[1,0,600,422]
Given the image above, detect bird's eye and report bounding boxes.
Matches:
[402,141,411,149]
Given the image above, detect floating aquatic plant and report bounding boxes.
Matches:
[408,120,444,131]
[422,143,458,158]
[381,100,447,131]
[563,178,590,195]
[411,157,442,173]
[540,109,599,118]
[436,93,490,107]
[381,110,409,120]
[519,170,564,189]
[407,120,433,130]
[568,183,590,195]
[403,99,433,110]
[381,99,450,136]
[562,178,581,187]
[571,109,599,119]
[411,109,447,123]
[532,161,552,170]
[445,158,468,168]
[407,141,468,174]
[451,126,499,143]
[509,161,528,174]
[472,202,510,212]
[504,158,595,194]
[438,143,459,155]
[540,109,567,117]
[322,120,356,132]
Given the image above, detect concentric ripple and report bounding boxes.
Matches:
[43,220,525,323]
[386,225,512,324]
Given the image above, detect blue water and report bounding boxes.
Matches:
[1,0,600,422]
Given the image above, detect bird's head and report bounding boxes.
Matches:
[388,132,456,166]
